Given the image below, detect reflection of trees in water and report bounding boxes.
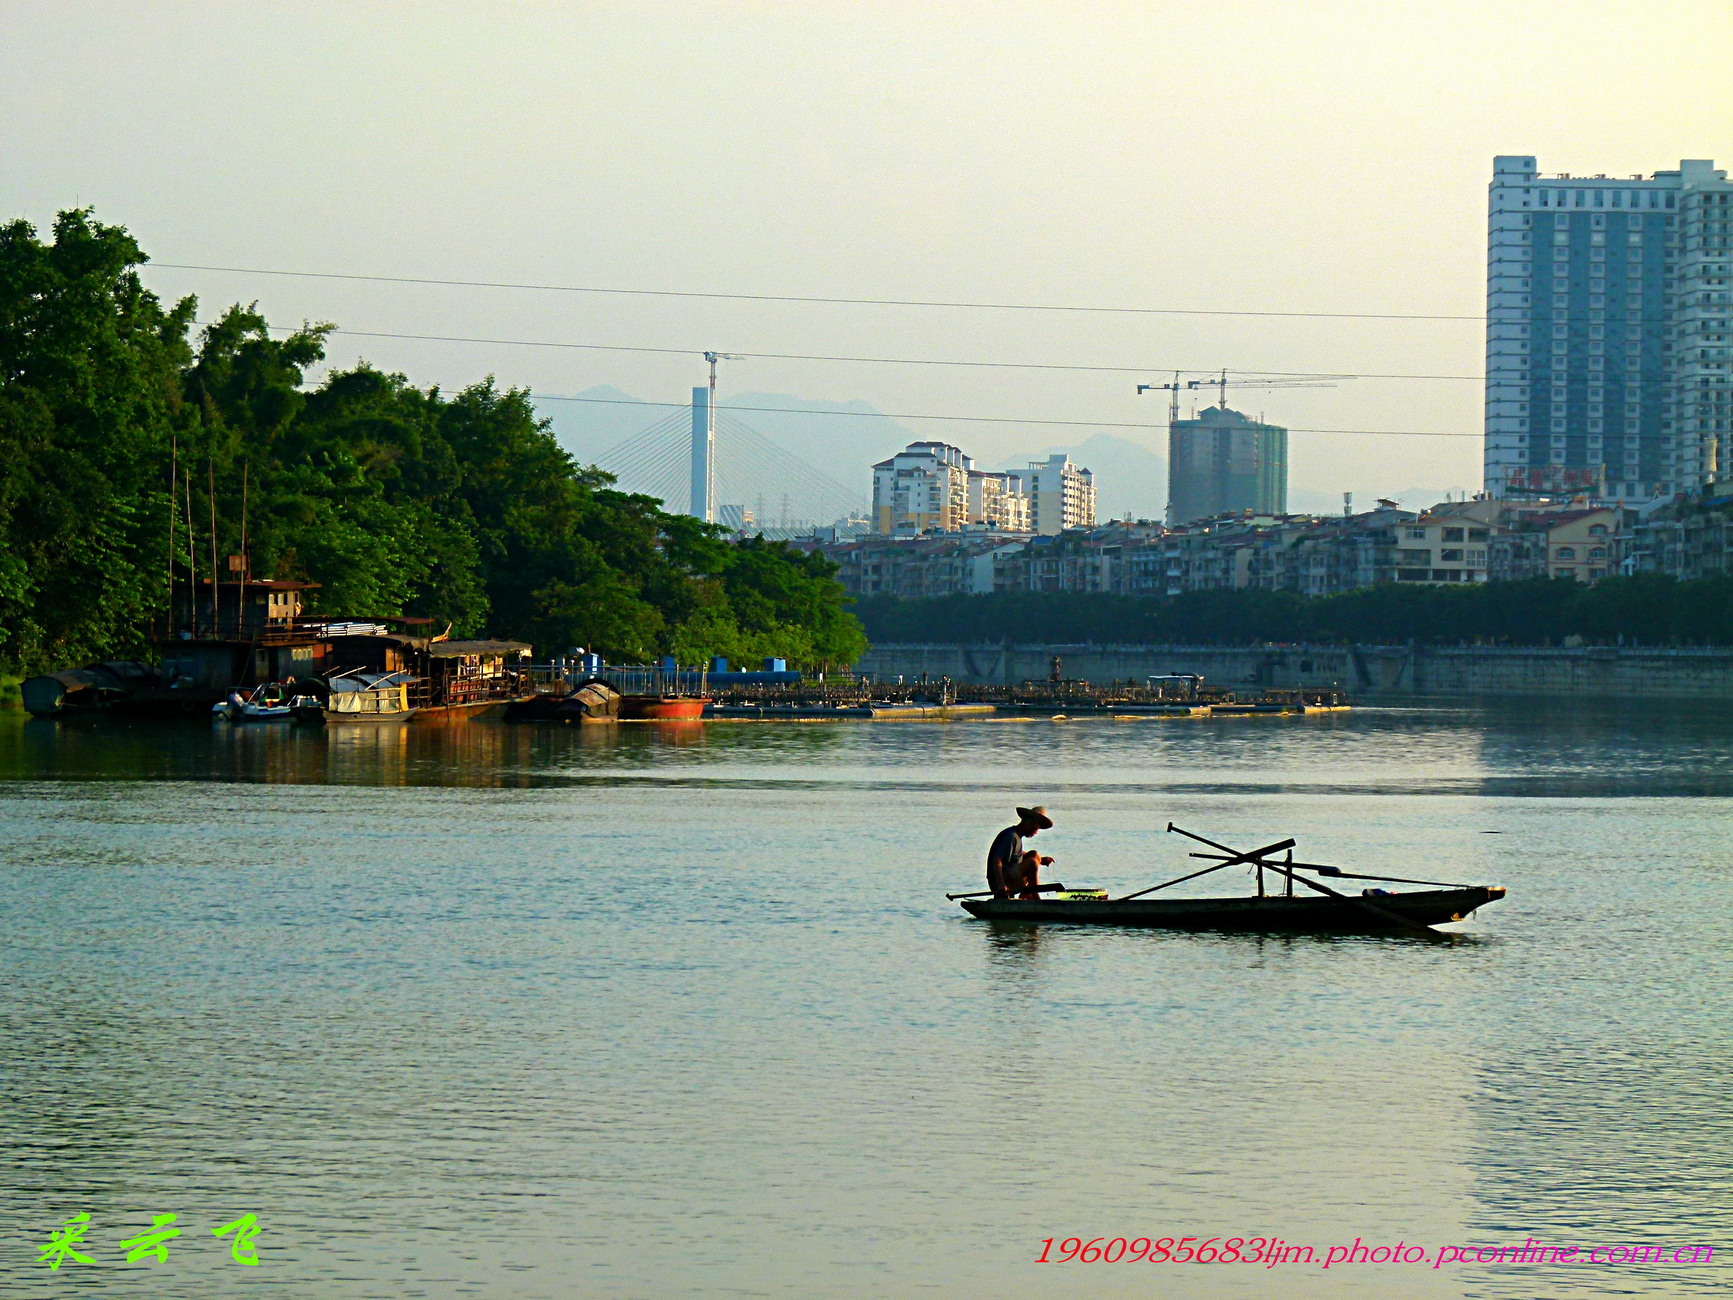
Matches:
[0,716,750,789]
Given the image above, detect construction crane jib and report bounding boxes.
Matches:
[1137,369,1344,422]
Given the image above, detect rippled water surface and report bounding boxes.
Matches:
[1,701,1729,1299]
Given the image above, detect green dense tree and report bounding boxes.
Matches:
[0,210,193,670]
[0,209,865,675]
[855,575,1733,648]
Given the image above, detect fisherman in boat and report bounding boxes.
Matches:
[987,806,1055,900]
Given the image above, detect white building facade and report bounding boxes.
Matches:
[966,469,1033,531]
[1008,454,1096,535]
[871,441,972,535]
[1486,156,1733,503]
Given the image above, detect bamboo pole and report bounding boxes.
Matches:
[167,435,177,634]
[208,458,219,636]
[240,459,249,626]
[185,469,196,637]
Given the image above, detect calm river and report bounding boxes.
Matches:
[0,702,1729,1299]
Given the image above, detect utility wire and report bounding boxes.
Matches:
[538,394,1480,439]
[308,324,1479,383]
[208,318,1482,383]
[158,261,1483,322]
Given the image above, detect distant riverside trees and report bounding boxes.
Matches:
[0,209,865,675]
[855,575,1733,648]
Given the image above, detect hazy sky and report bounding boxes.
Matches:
[5,1,1731,504]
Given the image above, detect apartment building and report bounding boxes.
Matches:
[1008,454,1096,535]
[1485,156,1733,503]
[1620,494,1733,579]
[1487,508,1619,582]
[966,469,1033,531]
[870,442,1037,536]
[870,442,972,535]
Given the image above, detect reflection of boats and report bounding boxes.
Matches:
[955,824,1505,938]
[292,670,416,724]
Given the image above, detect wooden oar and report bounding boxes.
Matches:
[1115,835,1296,902]
[1254,856,1455,942]
[1184,852,1473,889]
[1168,824,1449,941]
[946,882,1068,901]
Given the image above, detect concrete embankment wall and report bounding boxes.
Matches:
[855,643,1733,699]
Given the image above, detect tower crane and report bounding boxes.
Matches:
[1138,369,1347,421]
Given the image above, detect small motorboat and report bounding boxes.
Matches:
[212,683,294,722]
[951,824,1505,938]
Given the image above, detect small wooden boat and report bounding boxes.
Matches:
[953,824,1506,938]
[961,886,1503,931]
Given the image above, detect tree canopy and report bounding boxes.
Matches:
[0,209,865,676]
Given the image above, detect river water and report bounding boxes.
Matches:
[0,702,1728,1299]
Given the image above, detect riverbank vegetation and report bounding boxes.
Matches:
[0,210,864,675]
[856,574,1733,647]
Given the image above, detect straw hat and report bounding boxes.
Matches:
[1016,805,1054,829]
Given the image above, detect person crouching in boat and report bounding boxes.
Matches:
[988,806,1055,900]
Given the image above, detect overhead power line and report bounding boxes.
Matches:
[299,324,1480,383]
[156,261,1483,323]
[536,394,1479,439]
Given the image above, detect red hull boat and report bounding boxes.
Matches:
[618,695,709,721]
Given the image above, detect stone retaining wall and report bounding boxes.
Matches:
[855,643,1733,698]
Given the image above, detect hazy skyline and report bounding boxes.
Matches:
[5,1,1730,505]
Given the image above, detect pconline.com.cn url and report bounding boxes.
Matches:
[1032,1237,1716,1269]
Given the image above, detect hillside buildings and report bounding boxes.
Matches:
[1485,156,1733,503]
[1167,406,1288,525]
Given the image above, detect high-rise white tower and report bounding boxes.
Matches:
[1486,157,1732,501]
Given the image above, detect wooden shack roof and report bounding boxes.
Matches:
[424,639,532,658]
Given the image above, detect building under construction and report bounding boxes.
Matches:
[1167,405,1289,526]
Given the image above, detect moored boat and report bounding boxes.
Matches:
[618,694,710,721]
[212,682,294,721]
[504,678,622,724]
[291,670,416,724]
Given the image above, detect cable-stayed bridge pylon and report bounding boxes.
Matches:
[588,396,867,534]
